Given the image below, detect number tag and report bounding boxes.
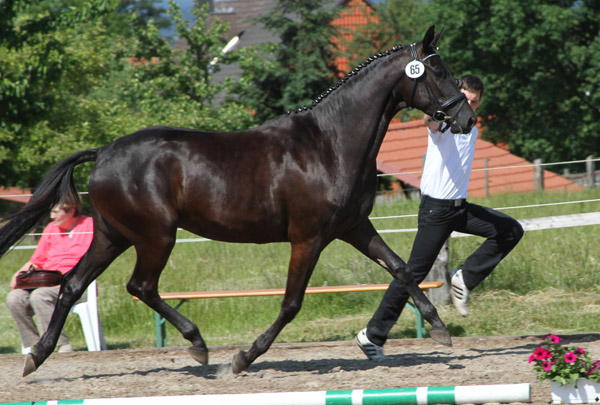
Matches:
[405,60,425,79]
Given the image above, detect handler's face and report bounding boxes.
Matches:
[462,88,481,112]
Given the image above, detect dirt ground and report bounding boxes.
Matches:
[1,334,599,404]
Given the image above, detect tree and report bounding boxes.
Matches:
[116,1,256,131]
[233,0,342,122]
[106,0,171,38]
[0,0,256,188]
[0,0,123,186]
[421,0,600,168]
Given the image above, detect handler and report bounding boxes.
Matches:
[356,75,524,360]
[7,199,93,353]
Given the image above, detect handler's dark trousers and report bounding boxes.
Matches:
[366,195,524,346]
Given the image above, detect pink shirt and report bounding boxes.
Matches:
[30,216,94,274]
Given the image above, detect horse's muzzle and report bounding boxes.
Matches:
[450,116,476,134]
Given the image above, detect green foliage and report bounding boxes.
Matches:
[115,1,256,131]
[108,0,171,38]
[0,1,124,186]
[419,0,600,167]
[0,0,256,188]
[233,0,342,122]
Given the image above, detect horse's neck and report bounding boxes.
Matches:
[317,53,408,174]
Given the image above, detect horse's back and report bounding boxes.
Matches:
[88,125,335,243]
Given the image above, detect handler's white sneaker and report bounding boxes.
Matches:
[450,269,469,317]
[355,328,385,361]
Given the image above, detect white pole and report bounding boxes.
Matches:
[5,383,531,405]
[454,383,531,403]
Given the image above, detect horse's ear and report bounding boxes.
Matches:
[423,26,444,53]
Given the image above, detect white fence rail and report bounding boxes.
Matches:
[11,212,600,251]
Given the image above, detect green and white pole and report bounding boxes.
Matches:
[4,383,531,405]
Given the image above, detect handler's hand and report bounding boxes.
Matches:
[423,114,441,132]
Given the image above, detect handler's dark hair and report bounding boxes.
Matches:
[460,74,484,98]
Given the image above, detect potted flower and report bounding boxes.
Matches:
[530,334,600,403]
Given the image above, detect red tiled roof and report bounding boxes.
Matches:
[331,0,378,74]
[377,120,583,197]
[0,187,31,204]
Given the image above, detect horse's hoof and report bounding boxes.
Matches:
[232,350,249,374]
[188,346,208,365]
[22,354,38,377]
[429,328,452,347]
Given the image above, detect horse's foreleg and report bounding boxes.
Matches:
[24,235,126,377]
[127,242,208,366]
[232,239,322,374]
[340,220,451,347]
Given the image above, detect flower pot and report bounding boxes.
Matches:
[551,378,600,404]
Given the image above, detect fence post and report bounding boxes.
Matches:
[586,155,596,187]
[534,158,544,191]
[424,240,450,305]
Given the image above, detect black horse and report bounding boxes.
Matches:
[0,26,475,376]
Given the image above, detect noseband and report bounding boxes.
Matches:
[406,44,467,132]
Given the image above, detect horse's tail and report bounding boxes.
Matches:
[0,148,98,258]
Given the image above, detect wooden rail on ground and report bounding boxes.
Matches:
[134,281,443,347]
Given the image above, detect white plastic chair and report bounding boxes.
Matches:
[21,280,107,353]
[71,280,107,351]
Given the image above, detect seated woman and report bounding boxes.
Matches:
[7,199,93,353]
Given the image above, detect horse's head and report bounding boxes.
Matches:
[401,26,476,134]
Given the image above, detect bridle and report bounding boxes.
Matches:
[406,43,468,133]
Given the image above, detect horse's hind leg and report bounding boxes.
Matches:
[232,239,323,374]
[340,220,451,346]
[24,231,128,376]
[126,238,209,365]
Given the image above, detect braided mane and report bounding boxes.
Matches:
[287,45,405,114]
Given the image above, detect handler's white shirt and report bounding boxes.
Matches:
[420,125,478,200]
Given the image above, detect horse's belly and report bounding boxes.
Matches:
[179,214,288,244]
